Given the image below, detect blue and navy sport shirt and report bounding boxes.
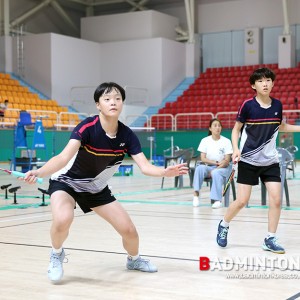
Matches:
[51,115,142,193]
[237,97,282,166]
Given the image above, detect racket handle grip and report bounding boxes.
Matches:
[11,171,43,184]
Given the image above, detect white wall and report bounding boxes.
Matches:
[186,36,201,77]
[50,34,101,107]
[0,36,12,72]
[156,5,188,32]
[11,33,101,109]
[9,31,185,116]
[161,39,186,98]
[0,37,5,72]
[12,33,52,95]
[158,0,300,34]
[81,10,178,43]
[97,37,185,106]
[197,0,300,34]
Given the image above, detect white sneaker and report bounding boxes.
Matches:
[48,249,66,283]
[127,256,158,272]
[212,201,222,209]
[193,196,200,207]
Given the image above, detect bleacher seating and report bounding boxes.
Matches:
[151,63,300,130]
[0,73,74,128]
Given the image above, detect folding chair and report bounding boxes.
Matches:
[285,145,298,178]
[261,147,293,206]
[161,147,194,189]
[189,160,236,207]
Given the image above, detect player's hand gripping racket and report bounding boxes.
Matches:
[0,168,43,184]
[222,161,237,196]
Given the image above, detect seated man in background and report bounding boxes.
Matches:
[192,118,233,208]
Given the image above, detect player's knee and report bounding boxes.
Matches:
[271,197,281,208]
[235,198,248,208]
[53,213,73,231]
[123,222,138,238]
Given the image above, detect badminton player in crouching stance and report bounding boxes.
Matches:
[24,82,188,283]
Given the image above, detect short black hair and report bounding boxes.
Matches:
[94,82,126,103]
[249,67,276,85]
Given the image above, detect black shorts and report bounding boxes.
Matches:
[237,161,281,186]
[48,179,116,213]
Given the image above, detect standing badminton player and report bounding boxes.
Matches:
[24,82,188,283]
[216,67,300,254]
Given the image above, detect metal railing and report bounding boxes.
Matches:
[3,108,300,131]
[174,112,214,131]
[149,113,174,131]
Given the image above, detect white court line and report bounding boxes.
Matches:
[0,213,52,223]
[0,210,87,224]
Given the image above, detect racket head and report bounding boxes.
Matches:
[0,168,11,174]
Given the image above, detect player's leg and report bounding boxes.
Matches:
[50,191,76,248]
[259,163,284,253]
[224,161,258,221]
[262,181,285,253]
[224,183,252,221]
[93,201,138,254]
[216,161,258,247]
[265,181,282,232]
[48,190,76,283]
[92,201,157,272]
[216,183,252,247]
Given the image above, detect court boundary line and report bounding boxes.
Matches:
[1,241,300,272]
[2,198,300,211]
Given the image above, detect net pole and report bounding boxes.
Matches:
[149,136,154,164]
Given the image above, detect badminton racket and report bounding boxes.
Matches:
[222,161,238,196]
[0,168,43,184]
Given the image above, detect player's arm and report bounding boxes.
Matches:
[24,139,81,182]
[279,122,300,132]
[131,152,188,177]
[231,121,243,162]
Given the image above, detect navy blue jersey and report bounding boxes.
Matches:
[237,97,282,166]
[51,115,142,193]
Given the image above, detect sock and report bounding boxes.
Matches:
[221,219,230,228]
[128,254,140,261]
[52,247,63,254]
[267,232,276,239]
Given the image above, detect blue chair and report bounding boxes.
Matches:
[19,111,34,126]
